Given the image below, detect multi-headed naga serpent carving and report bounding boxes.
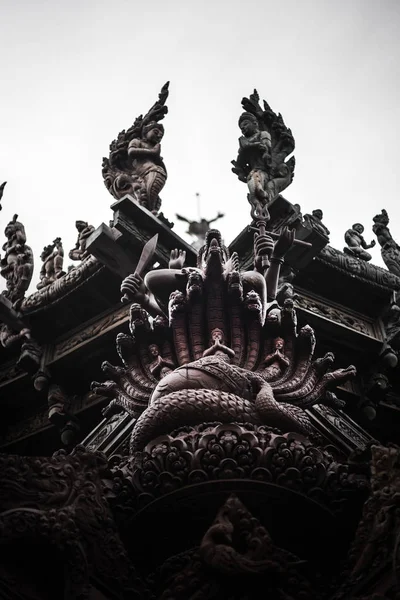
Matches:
[92,229,356,453]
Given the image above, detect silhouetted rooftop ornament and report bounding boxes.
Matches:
[102,82,169,217]
[0,181,6,211]
[176,194,224,250]
[373,209,400,277]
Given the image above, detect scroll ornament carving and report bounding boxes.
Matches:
[0,446,148,598]
[294,294,377,338]
[318,246,400,290]
[105,424,369,519]
[102,82,169,216]
[333,444,400,599]
[20,254,101,313]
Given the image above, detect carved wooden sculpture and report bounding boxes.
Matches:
[232,89,295,221]
[0,214,33,304]
[68,220,95,261]
[303,209,330,238]
[344,223,375,261]
[92,229,356,453]
[37,237,65,289]
[373,209,400,277]
[102,82,169,215]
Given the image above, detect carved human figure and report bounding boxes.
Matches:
[372,209,400,277]
[102,82,169,215]
[343,223,375,261]
[0,214,34,303]
[120,228,293,324]
[69,221,95,262]
[231,90,295,220]
[37,237,64,289]
[202,328,235,360]
[127,122,167,215]
[232,112,272,217]
[148,344,175,379]
[260,337,290,380]
[303,209,330,238]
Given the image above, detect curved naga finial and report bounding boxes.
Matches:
[102,82,169,216]
[231,89,295,222]
[92,229,356,453]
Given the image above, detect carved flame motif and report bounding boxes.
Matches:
[92,234,356,453]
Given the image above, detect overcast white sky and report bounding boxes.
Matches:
[1,0,400,292]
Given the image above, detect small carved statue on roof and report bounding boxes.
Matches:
[303,209,330,239]
[68,220,95,262]
[0,181,6,211]
[232,89,295,220]
[0,214,34,304]
[343,223,375,261]
[37,237,65,289]
[372,209,400,277]
[102,82,169,216]
[176,212,225,250]
[148,344,175,379]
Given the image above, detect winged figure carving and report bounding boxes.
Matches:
[232,90,295,220]
[102,82,169,215]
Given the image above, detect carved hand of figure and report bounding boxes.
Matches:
[272,227,296,260]
[254,234,274,271]
[169,248,186,269]
[120,273,146,303]
[231,160,247,183]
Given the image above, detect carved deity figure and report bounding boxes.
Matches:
[303,209,330,239]
[232,90,295,219]
[120,227,294,322]
[343,223,375,262]
[0,214,33,304]
[148,343,175,379]
[372,209,400,277]
[68,221,95,262]
[176,212,225,250]
[93,225,358,454]
[102,82,169,216]
[260,337,290,380]
[37,238,65,290]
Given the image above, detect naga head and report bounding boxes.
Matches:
[244,290,263,315]
[197,229,230,274]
